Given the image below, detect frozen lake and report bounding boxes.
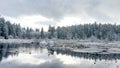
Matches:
[0,43,120,68]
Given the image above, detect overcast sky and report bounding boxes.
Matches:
[0,0,120,31]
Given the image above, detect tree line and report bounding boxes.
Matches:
[0,17,41,39]
[54,23,120,41]
[0,17,120,41]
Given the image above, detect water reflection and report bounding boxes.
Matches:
[54,49,120,60]
[0,43,120,68]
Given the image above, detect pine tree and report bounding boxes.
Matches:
[56,26,61,39]
[16,24,22,38]
[3,23,8,39]
[48,25,55,39]
[41,27,44,39]
[0,17,5,36]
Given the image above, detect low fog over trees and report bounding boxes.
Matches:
[0,17,120,41]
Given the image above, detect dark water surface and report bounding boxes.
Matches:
[0,43,120,68]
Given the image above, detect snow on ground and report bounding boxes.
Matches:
[0,39,120,54]
[0,39,34,43]
[53,40,120,54]
[40,40,48,46]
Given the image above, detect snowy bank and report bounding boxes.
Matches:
[0,39,34,44]
[1,39,120,54]
[51,40,120,54]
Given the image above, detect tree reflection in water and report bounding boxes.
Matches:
[0,43,120,68]
[53,49,120,61]
[0,43,120,62]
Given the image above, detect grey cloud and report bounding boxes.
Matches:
[35,21,56,26]
[0,0,120,22]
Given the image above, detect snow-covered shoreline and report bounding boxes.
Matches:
[0,39,34,43]
[0,39,120,54]
[52,40,120,54]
